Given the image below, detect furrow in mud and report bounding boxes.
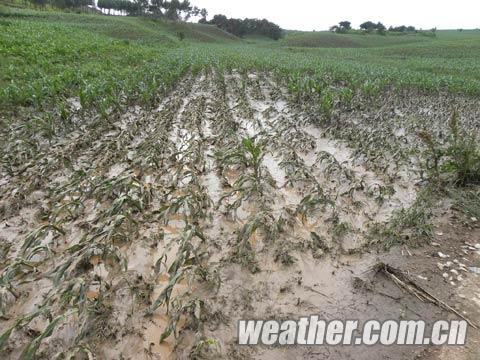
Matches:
[1,71,463,360]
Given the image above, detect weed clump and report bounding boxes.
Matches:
[419,110,480,187]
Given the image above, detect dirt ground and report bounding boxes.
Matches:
[178,202,480,360]
[0,71,479,359]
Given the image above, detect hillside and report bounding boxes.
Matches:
[0,4,240,44]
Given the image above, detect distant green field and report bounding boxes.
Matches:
[278,31,430,48]
[1,5,480,122]
[0,5,239,114]
[278,29,480,49]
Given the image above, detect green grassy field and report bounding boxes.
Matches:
[2,5,480,123]
[279,31,430,48]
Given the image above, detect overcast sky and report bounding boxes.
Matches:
[192,0,479,31]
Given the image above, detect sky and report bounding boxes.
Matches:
[192,0,480,31]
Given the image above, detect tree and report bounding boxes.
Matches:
[34,0,204,19]
[329,25,339,33]
[150,0,165,15]
[389,25,416,33]
[376,22,386,31]
[205,14,282,40]
[210,14,228,28]
[376,22,386,35]
[339,21,351,30]
[199,7,207,21]
[330,20,352,34]
[144,0,197,20]
[360,21,377,32]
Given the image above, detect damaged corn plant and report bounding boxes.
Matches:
[1,6,480,359]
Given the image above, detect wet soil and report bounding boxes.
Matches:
[0,71,479,359]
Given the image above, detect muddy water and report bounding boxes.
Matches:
[0,71,460,360]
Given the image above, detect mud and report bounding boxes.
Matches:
[1,71,479,359]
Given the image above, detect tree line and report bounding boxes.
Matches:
[95,0,207,19]
[27,0,207,20]
[330,20,418,35]
[24,0,283,38]
[200,14,283,40]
